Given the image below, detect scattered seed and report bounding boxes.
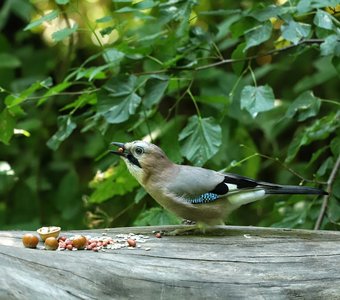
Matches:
[25,231,154,253]
[127,239,136,247]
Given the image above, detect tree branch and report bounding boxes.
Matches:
[314,154,340,230]
[193,39,324,71]
[134,39,324,75]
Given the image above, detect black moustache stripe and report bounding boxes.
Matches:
[127,154,142,168]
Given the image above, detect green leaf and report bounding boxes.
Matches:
[331,136,340,156]
[281,20,311,45]
[296,0,312,13]
[231,42,246,75]
[74,66,107,81]
[328,195,340,222]
[100,26,115,36]
[307,146,329,167]
[52,24,78,42]
[46,116,77,150]
[271,209,308,228]
[98,75,142,124]
[244,21,272,51]
[143,77,168,108]
[116,0,157,12]
[332,56,340,75]
[179,116,222,166]
[55,0,69,4]
[24,10,58,31]
[134,187,147,204]
[286,113,340,162]
[240,85,275,118]
[89,161,139,203]
[317,156,333,177]
[38,81,72,106]
[0,53,21,68]
[297,0,339,13]
[314,9,334,30]
[333,178,340,199]
[230,17,257,39]
[103,48,125,64]
[133,207,180,226]
[320,35,340,56]
[0,109,15,145]
[96,16,114,23]
[176,0,194,39]
[285,91,321,121]
[5,80,47,115]
[61,93,97,111]
[249,5,286,22]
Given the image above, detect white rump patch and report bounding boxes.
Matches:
[228,189,266,206]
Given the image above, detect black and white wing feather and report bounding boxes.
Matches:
[167,165,327,205]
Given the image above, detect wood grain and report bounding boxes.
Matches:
[1,225,340,300]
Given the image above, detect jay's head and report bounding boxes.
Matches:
[110,140,171,183]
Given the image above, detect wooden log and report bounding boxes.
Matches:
[1,225,340,300]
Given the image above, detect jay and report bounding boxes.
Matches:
[111,141,327,226]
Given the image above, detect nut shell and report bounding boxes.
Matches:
[72,235,87,250]
[22,234,39,248]
[44,237,59,250]
[37,226,61,241]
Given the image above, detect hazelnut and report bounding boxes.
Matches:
[44,237,58,250]
[22,234,39,248]
[72,235,87,250]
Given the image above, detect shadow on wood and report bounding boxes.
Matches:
[1,225,340,299]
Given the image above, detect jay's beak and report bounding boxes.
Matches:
[110,142,127,157]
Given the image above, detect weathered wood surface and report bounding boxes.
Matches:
[1,225,340,300]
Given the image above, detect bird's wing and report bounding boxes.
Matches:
[167,166,262,204]
[167,167,326,205]
[166,165,225,198]
[166,167,282,204]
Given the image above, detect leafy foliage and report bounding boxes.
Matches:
[0,0,339,230]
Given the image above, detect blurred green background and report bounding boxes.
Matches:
[0,0,339,230]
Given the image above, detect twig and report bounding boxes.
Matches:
[165,79,193,121]
[133,39,324,75]
[314,154,340,230]
[238,144,327,185]
[194,39,323,71]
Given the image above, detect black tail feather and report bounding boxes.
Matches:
[223,173,328,196]
[263,184,328,195]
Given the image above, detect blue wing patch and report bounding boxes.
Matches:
[188,193,220,204]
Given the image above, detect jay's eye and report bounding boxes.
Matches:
[135,147,144,155]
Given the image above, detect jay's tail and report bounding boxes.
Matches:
[261,184,328,195]
[224,173,328,196]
